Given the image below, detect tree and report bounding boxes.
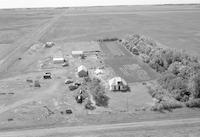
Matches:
[188,72,200,99]
[168,62,182,75]
[89,78,109,107]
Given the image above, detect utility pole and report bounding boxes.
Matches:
[126,96,129,112]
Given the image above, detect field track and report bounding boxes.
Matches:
[0,10,66,78]
[0,117,200,137]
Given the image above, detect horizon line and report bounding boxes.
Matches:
[0,3,200,10]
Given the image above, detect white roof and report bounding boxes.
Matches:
[53,57,64,60]
[72,51,84,55]
[46,42,54,44]
[78,65,87,72]
[95,69,103,75]
[109,77,127,86]
[53,58,65,63]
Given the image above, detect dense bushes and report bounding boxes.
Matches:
[151,100,184,111]
[121,34,199,73]
[88,78,109,107]
[185,99,200,108]
[121,34,200,109]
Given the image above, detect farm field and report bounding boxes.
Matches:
[0,9,63,60]
[0,4,200,137]
[40,5,200,57]
[100,41,159,82]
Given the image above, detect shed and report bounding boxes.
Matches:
[44,42,55,48]
[78,65,88,77]
[109,77,128,91]
[72,51,84,57]
[53,57,65,64]
[94,69,103,75]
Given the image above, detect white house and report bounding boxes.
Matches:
[109,77,128,91]
[72,51,84,57]
[78,65,88,77]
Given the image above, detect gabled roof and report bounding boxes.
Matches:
[78,65,87,72]
[95,69,103,75]
[109,77,127,86]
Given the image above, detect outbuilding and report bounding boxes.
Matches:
[53,57,65,64]
[109,77,128,91]
[72,51,84,57]
[94,69,103,75]
[44,42,55,48]
[78,65,88,77]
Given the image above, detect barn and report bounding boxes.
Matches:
[78,65,88,77]
[109,77,128,91]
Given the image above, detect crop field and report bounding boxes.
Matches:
[100,41,158,82]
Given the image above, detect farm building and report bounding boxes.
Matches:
[94,69,103,75]
[53,50,65,64]
[109,77,128,91]
[44,42,55,48]
[53,57,65,64]
[72,51,84,57]
[78,65,88,77]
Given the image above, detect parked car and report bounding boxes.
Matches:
[65,79,73,84]
[62,62,69,67]
[74,82,81,86]
[43,72,52,79]
[66,109,73,114]
[68,85,78,91]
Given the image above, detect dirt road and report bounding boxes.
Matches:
[0,9,65,79]
[0,117,199,137]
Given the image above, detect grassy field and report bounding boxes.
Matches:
[40,5,200,56]
[41,123,200,137]
[0,5,200,77]
[0,9,62,59]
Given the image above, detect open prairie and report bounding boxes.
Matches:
[41,5,200,56]
[0,5,200,77]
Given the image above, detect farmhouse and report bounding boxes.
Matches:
[72,51,84,57]
[78,65,88,77]
[109,77,128,91]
